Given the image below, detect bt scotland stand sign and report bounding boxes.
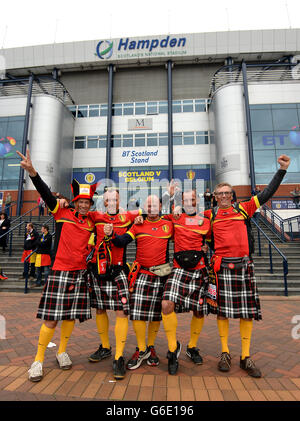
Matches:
[96,35,187,60]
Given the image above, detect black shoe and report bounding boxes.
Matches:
[167,341,181,375]
[147,346,160,366]
[240,356,262,378]
[218,352,231,372]
[186,347,203,365]
[88,344,112,362]
[113,356,126,380]
[127,347,150,370]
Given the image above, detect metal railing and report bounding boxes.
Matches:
[252,217,289,296]
[259,204,300,241]
[210,67,299,96]
[0,206,55,257]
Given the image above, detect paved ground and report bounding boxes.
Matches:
[0,292,300,405]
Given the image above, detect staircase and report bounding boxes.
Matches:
[0,215,299,296]
[0,215,54,293]
[251,219,300,295]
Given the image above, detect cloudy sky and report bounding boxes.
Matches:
[0,0,299,49]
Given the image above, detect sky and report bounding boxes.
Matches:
[0,0,299,49]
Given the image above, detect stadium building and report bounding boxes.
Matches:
[1,28,300,214]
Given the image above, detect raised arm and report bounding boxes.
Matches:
[17,149,58,212]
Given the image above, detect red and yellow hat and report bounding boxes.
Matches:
[71,179,97,203]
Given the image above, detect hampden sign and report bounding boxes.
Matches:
[96,35,187,60]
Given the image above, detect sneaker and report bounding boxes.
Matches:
[186,347,203,365]
[28,360,43,382]
[127,347,150,370]
[147,346,160,366]
[56,352,72,370]
[113,356,126,380]
[88,344,112,362]
[218,352,231,372]
[0,274,8,280]
[240,356,262,378]
[166,341,182,375]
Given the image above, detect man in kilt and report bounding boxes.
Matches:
[17,149,96,383]
[87,188,142,380]
[205,154,290,377]
[161,189,211,375]
[104,195,173,371]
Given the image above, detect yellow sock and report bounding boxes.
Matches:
[132,320,147,352]
[58,320,75,354]
[114,317,128,360]
[162,311,177,352]
[240,319,253,360]
[188,316,204,349]
[35,324,55,362]
[96,312,110,349]
[147,321,160,347]
[217,318,230,354]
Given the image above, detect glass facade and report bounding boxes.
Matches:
[0,116,24,190]
[250,104,300,184]
[74,131,210,149]
[69,98,210,118]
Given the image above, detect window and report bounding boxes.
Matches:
[183,132,194,145]
[124,103,134,116]
[195,100,206,112]
[159,101,168,114]
[100,104,108,116]
[99,135,107,148]
[159,133,168,146]
[112,135,122,147]
[135,102,146,115]
[77,106,88,118]
[74,136,86,149]
[272,108,298,131]
[250,109,273,131]
[182,100,193,113]
[112,103,122,116]
[123,135,133,147]
[196,131,209,144]
[147,101,158,115]
[173,132,182,145]
[135,134,145,146]
[87,136,98,148]
[147,133,158,146]
[172,100,181,113]
[89,105,100,117]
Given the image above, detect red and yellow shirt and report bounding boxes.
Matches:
[205,196,260,257]
[89,210,140,266]
[127,218,173,273]
[164,213,211,269]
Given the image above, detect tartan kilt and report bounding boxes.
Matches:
[208,261,262,320]
[130,272,166,322]
[37,269,91,322]
[163,267,209,315]
[89,266,130,314]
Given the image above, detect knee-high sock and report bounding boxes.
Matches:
[114,317,128,360]
[217,318,230,354]
[35,324,55,362]
[132,320,147,352]
[147,321,160,347]
[162,311,177,352]
[240,319,253,359]
[96,312,110,349]
[58,320,75,354]
[188,316,204,349]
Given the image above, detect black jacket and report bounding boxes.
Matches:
[36,232,52,255]
[23,229,39,251]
